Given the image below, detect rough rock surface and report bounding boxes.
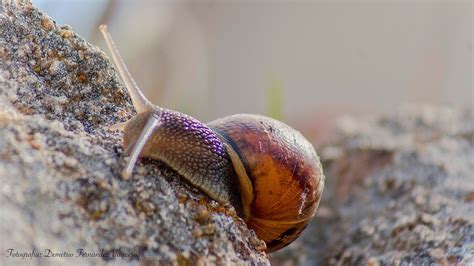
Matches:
[271,106,474,265]
[0,2,268,265]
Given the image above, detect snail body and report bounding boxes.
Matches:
[100,25,324,253]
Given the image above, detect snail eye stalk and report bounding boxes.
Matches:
[99,24,152,113]
[122,114,162,180]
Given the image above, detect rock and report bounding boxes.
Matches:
[270,106,474,265]
[0,1,268,265]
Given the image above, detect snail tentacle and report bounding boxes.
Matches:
[122,113,162,180]
[99,24,152,113]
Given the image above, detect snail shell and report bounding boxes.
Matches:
[209,114,324,251]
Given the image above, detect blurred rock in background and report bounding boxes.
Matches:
[270,105,474,265]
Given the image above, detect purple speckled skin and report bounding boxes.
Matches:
[123,108,240,206]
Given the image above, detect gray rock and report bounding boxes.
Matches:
[0,1,268,265]
[270,106,474,265]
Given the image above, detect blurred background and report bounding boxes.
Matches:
[34,0,472,146]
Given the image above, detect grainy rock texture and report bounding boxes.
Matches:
[0,2,268,265]
[271,106,474,265]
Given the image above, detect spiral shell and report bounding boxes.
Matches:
[209,114,324,252]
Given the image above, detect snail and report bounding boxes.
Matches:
[99,25,324,253]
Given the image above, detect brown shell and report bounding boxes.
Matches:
[208,114,324,252]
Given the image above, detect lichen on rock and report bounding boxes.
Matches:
[0,1,268,264]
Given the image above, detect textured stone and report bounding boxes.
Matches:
[0,1,268,265]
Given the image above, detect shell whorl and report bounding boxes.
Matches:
[208,114,325,252]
